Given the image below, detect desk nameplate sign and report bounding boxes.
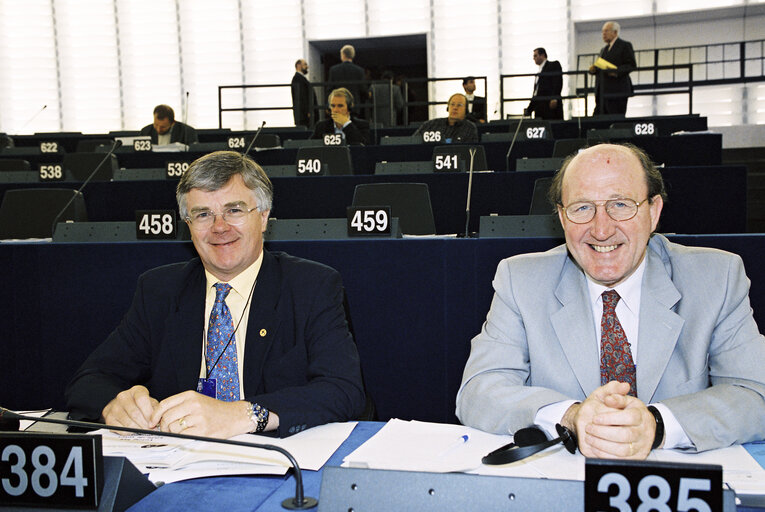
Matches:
[296,158,325,176]
[346,206,391,237]
[0,432,103,509]
[39,164,64,181]
[585,458,722,512]
[323,134,344,146]
[133,140,152,152]
[165,161,189,179]
[421,131,442,143]
[135,210,177,240]
[39,142,60,154]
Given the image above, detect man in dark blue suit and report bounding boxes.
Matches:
[66,151,365,438]
[589,21,636,116]
[328,45,368,117]
[525,48,564,120]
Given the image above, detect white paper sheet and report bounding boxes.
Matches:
[344,419,765,497]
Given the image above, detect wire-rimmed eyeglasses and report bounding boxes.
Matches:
[185,205,259,230]
[560,197,649,224]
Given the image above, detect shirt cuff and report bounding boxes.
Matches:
[534,400,578,439]
[651,403,693,450]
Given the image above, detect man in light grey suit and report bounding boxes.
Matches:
[457,143,765,459]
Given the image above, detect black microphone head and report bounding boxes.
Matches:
[113,139,123,149]
[514,426,548,447]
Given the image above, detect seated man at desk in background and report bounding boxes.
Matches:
[413,93,478,143]
[66,150,365,438]
[310,87,370,145]
[456,143,765,459]
[140,104,198,146]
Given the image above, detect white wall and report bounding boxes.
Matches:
[0,0,763,133]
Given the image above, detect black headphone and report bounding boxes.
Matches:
[482,424,577,465]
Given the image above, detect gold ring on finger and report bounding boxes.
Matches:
[179,417,187,429]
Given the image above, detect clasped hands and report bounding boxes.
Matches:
[101,385,253,439]
[561,380,660,460]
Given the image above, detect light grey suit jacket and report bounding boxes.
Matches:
[456,234,765,451]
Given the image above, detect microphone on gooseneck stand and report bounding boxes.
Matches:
[183,91,190,125]
[464,147,477,238]
[0,407,318,510]
[505,110,526,172]
[49,139,123,238]
[243,121,267,158]
[17,104,47,132]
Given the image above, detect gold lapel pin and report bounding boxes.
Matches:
[259,328,267,337]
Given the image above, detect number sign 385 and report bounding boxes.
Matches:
[585,459,722,512]
[0,433,103,509]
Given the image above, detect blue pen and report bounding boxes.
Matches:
[440,434,470,456]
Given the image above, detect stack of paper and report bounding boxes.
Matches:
[98,421,357,483]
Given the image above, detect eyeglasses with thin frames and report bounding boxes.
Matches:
[185,205,259,230]
[560,197,650,224]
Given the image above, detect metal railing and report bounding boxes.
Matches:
[218,76,488,128]
[577,39,765,89]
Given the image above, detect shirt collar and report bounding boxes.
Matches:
[204,250,263,301]
[586,254,647,316]
[538,59,547,72]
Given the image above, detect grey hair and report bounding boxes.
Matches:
[176,150,273,219]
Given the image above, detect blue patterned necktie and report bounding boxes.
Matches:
[206,283,240,401]
[600,290,637,397]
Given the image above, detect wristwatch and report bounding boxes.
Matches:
[247,402,269,433]
[647,405,664,450]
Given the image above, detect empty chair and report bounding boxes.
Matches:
[552,138,587,158]
[352,183,436,235]
[62,152,119,181]
[0,188,87,239]
[75,138,114,153]
[253,133,280,148]
[296,146,353,175]
[0,159,31,172]
[530,177,554,215]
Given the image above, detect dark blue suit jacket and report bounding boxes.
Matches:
[65,250,365,437]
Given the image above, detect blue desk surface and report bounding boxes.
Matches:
[127,422,764,511]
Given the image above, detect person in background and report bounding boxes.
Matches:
[310,88,370,145]
[462,76,486,124]
[525,48,564,120]
[140,104,198,146]
[413,93,478,143]
[291,58,316,128]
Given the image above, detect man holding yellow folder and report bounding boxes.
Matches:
[589,21,636,116]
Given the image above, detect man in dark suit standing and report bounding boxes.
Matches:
[66,151,365,438]
[589,21,636,116]
[328,45,368,117]
[462,76,487,123]
[140,104,198,145]
[291,58,316,128]
[525,48,564,120]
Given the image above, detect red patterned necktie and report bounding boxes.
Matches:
[600,290,637,397]
[206,283,240,401]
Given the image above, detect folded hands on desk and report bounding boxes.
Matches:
[102,385,278,438]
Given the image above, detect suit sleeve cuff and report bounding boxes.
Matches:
[534,400,578,439]
[651,403,693,450]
